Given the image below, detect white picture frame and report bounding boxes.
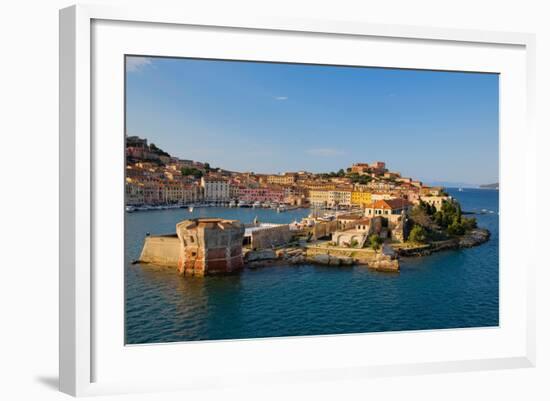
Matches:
[59,4,536,397]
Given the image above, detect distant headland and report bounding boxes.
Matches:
[480,183,499,190]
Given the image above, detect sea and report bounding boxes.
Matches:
[125,188,499,344]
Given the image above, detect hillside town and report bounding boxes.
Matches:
[130,135,489,275]
[126,135,449,211]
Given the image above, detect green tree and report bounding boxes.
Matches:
[349,173,372,185]
[408,224,428,243]
[447,217,466,236]
[436,200,462,228]
[410,204,434,231]
[181,167,203,179]
[149,143,170,157]
[369,234,383,251]
[462,217,478,230]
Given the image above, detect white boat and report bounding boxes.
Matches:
[125,205,135,213]
[458,187,463,192]
[188,205,194,212]
[229,200,237,208]
[252,201,261,208]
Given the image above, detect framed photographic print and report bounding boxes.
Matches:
[59,4,536,396]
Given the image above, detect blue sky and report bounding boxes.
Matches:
[126,56,499,186]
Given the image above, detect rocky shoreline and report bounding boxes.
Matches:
[396,228,491,257]
[244,244,399,272]
[244,228,490,272]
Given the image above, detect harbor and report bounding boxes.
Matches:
[126,201,305,213]
[125,188,498,343]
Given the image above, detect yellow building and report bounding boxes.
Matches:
[267,173,297,185]
[351,190,372,207]
[309,189,352,207]
[309,189,331,207]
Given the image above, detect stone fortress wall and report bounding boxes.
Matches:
[139,234,180,267]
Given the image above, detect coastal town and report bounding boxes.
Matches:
[128,135,490,274]
[127,135,446,210]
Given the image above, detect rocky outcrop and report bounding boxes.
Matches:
[367,258,399,272]
[244,249,277,262]
[365,245,400,272]
[245,245,400,271]
[396,228,491,257]
[307,253,354,266]
[459,228,490,248]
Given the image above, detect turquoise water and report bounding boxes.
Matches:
[125,188,499,344]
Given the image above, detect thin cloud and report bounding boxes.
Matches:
[306,148,345,157]
[274,96,288,101]
[126,56,153,72]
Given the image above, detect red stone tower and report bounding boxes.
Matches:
[175,218,245,276]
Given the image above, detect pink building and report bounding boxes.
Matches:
[237,187,285,203]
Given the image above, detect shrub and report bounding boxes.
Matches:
[369,234,383,250]
[462,217,478,230]
[408,224,427,243]
[434,200,463,229]
[410,204,435,230]
[447,217,466,236]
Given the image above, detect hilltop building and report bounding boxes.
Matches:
[350,161,387,175]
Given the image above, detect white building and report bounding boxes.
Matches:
[308,188,352,208]
[201,177,230,202]
[419,195,451,211]
[328,189,352,207]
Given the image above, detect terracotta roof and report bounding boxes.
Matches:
[366,198,413,210]
[336,214,362,220]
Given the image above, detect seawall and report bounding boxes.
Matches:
[245,244,400,272]
[139,234,180,267]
